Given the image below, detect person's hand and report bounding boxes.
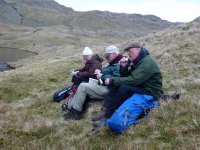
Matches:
[105,78,113,85]
[71,70,79,76]
[94,69,101,74]
[94,69,102,78]
[120,57,129,67]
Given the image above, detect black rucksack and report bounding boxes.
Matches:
[52,86,72,103]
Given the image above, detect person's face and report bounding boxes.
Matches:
[128,48,141,61]
[83,55,91,62]
[105,53,117,63]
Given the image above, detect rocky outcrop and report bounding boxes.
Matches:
[1,0,74,26]
[0,61,13,71]
[0,0,22,24]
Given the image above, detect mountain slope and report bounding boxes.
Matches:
[0,0,22,24]
[0,20,199,149]
[67,11,175,36]
[0,0,177,37]
[1,0,73,26]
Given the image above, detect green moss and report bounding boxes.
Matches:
[179,68,189,77]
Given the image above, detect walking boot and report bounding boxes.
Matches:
[91,118,106,133]
[171,92,181,100]
[64,108,82,120]
[92,107,106,122]
[162,92,181,101]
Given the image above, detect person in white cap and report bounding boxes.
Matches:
[70,47,103,87]
[52,47,103,103]
[63,45,123,120]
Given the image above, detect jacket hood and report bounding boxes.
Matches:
[109,54,123,65]
[87,54,103,64]
[90,54,103,63]
[133,48,149,64]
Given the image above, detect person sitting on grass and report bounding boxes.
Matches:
[93,41,163,121]
[63,45,123,120]
[52,47,103,103]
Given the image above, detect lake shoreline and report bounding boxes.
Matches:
[0,47,38,72]
[0,61,15,72]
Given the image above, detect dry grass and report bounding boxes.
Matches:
[0,21,200,149]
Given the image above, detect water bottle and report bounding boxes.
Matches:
[98,78,103,85]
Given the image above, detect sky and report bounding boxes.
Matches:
[54,0,200,22]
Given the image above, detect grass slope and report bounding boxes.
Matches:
[0,21,200,149]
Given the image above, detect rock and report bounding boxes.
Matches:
[0,0,21,24]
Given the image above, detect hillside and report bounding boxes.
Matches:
[0,0,181,69]
[0,19,199,149]
[0,0,73,26]
[0,22,127,70]
[0,0,177,37]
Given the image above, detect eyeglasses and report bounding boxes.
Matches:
[83,55,89,59]
[104,53,111,59]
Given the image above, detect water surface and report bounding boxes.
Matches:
[0,47,37,71]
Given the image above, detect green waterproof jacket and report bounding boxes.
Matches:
[101,55,122,82]
[112,49,163,99]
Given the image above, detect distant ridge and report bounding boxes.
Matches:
[193,16,200,22]
[0,0,180,37]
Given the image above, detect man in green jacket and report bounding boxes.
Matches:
[94,41,163,120]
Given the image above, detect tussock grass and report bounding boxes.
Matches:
[0,21,200,149]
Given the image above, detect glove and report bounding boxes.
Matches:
[71,70,79,76]
[105,78,113,86]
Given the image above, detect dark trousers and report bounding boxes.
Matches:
[104,84,150,118]
[71,75,89,87]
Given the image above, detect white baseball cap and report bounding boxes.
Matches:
[82,47,93,55]
[105,45,119,54]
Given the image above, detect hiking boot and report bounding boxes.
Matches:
[171,92,181,100]
[91,118,106,133]
[62,104,68,111]
[92,118,106,127]
[162,92,181,101]
[64,108,82,120]
[92,109,106,122]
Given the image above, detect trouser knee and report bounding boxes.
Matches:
[118,84,130,94]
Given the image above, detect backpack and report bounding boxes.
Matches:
[105,94,158,133]
[52,86,72,103]
[62,87,77,110]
